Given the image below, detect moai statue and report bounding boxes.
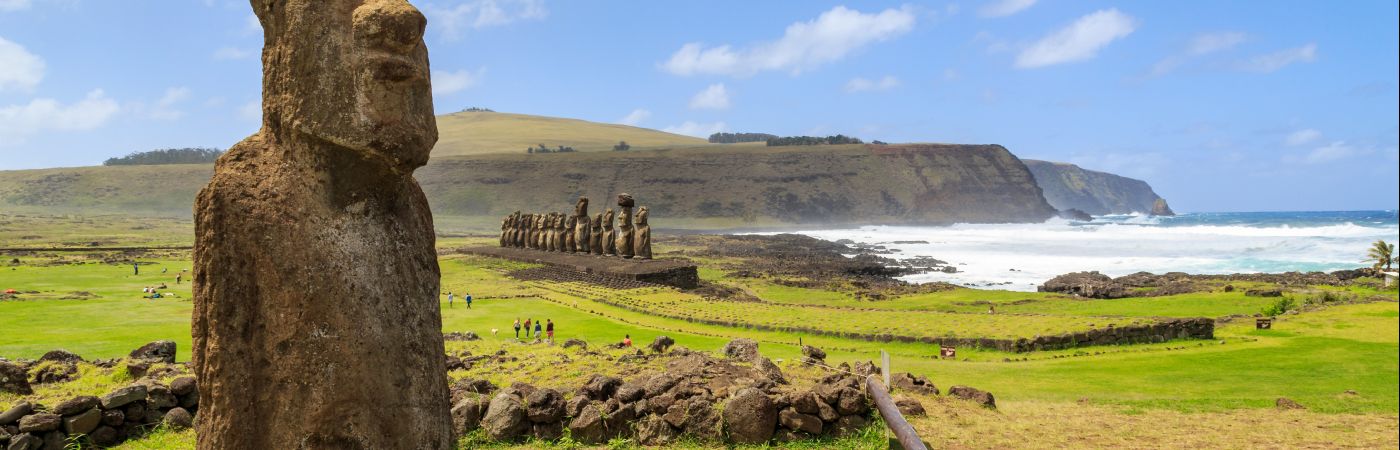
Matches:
[601,208,617,256]
[499,214,510,247]
[574,197,591,254]
[533,214,546,250]
[546,213,558,252]
[192,1,452,448]
[511,211,523,247]
[564,215,578,253]
[590,213,604,255]
[615,193,636,259]
[634,206,652,259]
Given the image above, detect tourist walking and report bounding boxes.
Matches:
[524,318,532,338]
[447,291,454,308]
[513,318,521,339]
[176,273,182,284]
[534,320,542,339]
[465,293,472,309]
[545,319,554,341]
[133,263,139,275]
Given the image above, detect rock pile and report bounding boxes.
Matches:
[1,367,199,449]
[449,339,876,445]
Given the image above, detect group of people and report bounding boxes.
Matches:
[141,285,175,299]
[445,291,472,309]
[513,317,554,341]
[499,194,653,259]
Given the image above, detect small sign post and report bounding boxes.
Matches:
[880,350,891,391]
[939,345,956,359]
[1256,318,1273,329]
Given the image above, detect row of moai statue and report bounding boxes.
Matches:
[499,193,652,259]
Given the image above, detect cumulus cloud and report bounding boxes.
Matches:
[688,84,730,110]
[617,108,651,126]
[1015,9,1136,69]
[432,68,484,95]
[212,47,254,60]
[661,6,915,77]
[0,89,120,144]
[0,36,44,92]
[1148,31,1246,77]
[979,0,1036,18]
[149,87,191,120]
[424,0,547,40]
[0,0,31,12]
[662,121,726,138]
[1284,128,1321,147]
[1285,141,1361,164]
[844,75,900,93]
[1235,43,1317,73]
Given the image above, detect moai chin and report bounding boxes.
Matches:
[192,1,452,449]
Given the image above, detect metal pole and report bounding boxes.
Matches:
[865,375,929,450]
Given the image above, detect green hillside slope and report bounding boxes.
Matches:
[433,111,708,156]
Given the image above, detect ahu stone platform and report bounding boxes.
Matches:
[461,246,699,289]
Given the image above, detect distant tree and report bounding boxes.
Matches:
[460,107,495,112]
[103,148,224,166]
[613,141,631,151]
[527,147,534,154]
[1366,240,1395,273]
[709,132,778,144]
[765,135,865,147]
[872,140,888,145]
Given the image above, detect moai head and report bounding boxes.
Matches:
[252,0,437,176]
[566,215,577,229]
[636,206,649,226]
[602,208,615,229]
[617,193,635,208]
[592,212,603,228]
[575,197,589,217]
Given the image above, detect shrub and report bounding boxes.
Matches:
[1261,296,1297,317]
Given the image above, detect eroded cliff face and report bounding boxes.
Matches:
[419,144,1057,225]
[1024,160,1170,216]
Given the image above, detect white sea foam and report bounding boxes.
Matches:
[791,213,1400,292]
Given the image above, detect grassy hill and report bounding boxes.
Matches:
[433,111,709,156]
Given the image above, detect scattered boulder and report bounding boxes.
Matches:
[1276,397,1305,410]
[482,392,530,441]
[578,374,622,401]
[894,396,926,416]
[680,399,722,441]
[834,388,869,416]
[852,361,880,377]
[100,385,148,409]
[832,414,868,437]
[51,396,99,416]
[37,350,83,363]
[778,408,822,435]
[146,384,178,409]
[128,340,176,364]
[649,336,675,353]
[0,401,33,425]
[101,410,124,427]
[636,414,679,446]
[1246,288,1284,298]
[753,357,787,385]
[948,385,996,409]
[1038,271,1130,299]
[721,338,760,362]
[890,372,939,395]
[7,433,41,450]
[17,413,60,433]
[524,389,565,423]
[450,397,487,436]
[561,338,587,349]
[800,345,826,364]
[169,376,198,396]
[443,331,481,341]
[531,421,563,441]
[29,362,77,384]
[723,387,777,444]
[615,383,645,403]
[89,426,121,446]
[163,408,194,430]
[567,403,606,444]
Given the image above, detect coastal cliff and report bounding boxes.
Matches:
[1024,160,1173,216]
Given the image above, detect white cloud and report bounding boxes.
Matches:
[979,0,1036,18]
[1187,31,1246,55]
[844,75,900,93]
[617,108,651,126]
[0,89,120,144]
[424,0,547,40]
[1287,141,1358,164]
[1015,9,1136,69]
[662,121,726,138]
[432,68,484,95]
[238,99,260,122]
[0,0,31,12]
[688,83,730,110]
[661,6,915,77]
[1235,43,1317,73]
[149,86,191,120]
[212,47,254,60]
[1284,128,1321,146]
[0,36,44,92]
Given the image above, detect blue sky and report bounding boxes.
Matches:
[1,0,1396,212]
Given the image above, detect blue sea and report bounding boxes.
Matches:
[795,210,1400,291]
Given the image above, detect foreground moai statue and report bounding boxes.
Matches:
[499,214,511,247]
[564,215,578,252]
[634,206,652,259]
[615,193,636,258]
[601,208,618,255]
[574,197,591,254]
[192,1,452,449]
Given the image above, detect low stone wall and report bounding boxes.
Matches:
[461,246,700,289]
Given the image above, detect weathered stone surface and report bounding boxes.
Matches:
[128,341,176,364]
[815,399,840,423]
[450,397,486,437]
[948,385,997,409]
[723,388,776,444]
[681,400,722,442]
[191,1,451,449]
[890,372,939,396]
[1038,271,1130,299]
[835,387,869,416]
[779,408,822,435]
[89,426,120,447]
[894,396,926,416]
[800,345,826,361]
[163,408,194,430]
[578,374,622,401]
[1276,397,1305,410]
[635,414,678,446]
[100,410,124,427]
[753,357,787,385]
[561,338,587,349]
[99,386,147,409]
[37,350,82,364]
[524,389,564,423]
[482,393,529,441]
[649,335,675,354]
[17,414,59,434]
[121,403,146,425]
[169,376,197,397]
[633,206,652,259]
[0,363,32,395]
[567,404,606,444]
[615,384,645,403]
[531,421,563,441]
[7,433,40,450]
[146,384,177,409]
[0,402,32,426]
[61,409,100,435]
[832,414,868,437]
[721,338,760,361]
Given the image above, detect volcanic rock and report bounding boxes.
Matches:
[721,339,760,361]
[128,341,176,364]
[723,387,777,444]
[948,385,997,409]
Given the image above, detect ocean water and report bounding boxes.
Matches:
[792,210,1400,292]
